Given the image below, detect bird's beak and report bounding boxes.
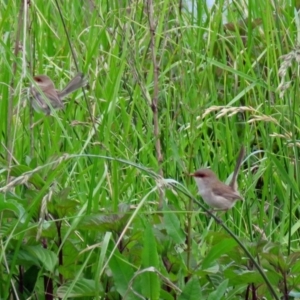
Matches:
[188,173,195,177]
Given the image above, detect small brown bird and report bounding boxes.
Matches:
[190,146,245,210]
[30,73,87,114]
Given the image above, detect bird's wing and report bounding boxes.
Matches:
[212,185,243,202]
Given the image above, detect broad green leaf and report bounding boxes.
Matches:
[224,269,267,285]
[163,204,185,244]
[108,243,135,297]
[0,199,27,222]
[161,290,176,300]
[291,253,300,273]
[16,249,41,267]
[141,223,160,299]
[56,278,101,298]
[207,279,229,300]
[202,238,237,270]
[261,253,288,273]
[24,245,58,272]
[48,197,79,218]
[179,277,202,300]
[80,208,130,232]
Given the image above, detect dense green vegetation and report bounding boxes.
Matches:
[1,0,300,299]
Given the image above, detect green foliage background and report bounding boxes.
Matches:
[1,0,300,299]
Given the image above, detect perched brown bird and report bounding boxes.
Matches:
[30,73,87,114]
[190,146,245,210]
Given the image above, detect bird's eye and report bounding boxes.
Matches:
[194,173,205,178]
[34,77,42,82]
